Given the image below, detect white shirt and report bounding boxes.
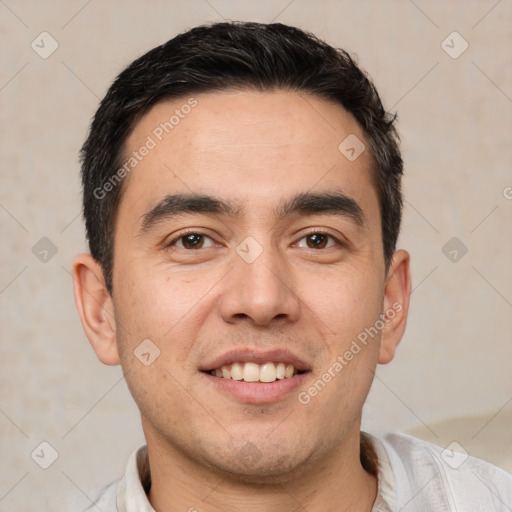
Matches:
[86,432,512,511]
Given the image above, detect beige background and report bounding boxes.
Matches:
[1,0,511,510]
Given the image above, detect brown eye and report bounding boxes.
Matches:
[296,232,339,250]
[306,233,328,249]
[170,233,215,250]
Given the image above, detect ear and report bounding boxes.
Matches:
[378,249,411,364]
[72,253,120,365]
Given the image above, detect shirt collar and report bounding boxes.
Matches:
[363,432,396,511]
[116,445,155,512]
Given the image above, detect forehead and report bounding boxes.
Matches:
[118,89,378,225]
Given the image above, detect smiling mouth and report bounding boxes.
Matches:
[203,361,306,383]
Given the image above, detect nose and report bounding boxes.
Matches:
[219,241,301,327]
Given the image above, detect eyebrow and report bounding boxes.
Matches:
[137,190,366,236]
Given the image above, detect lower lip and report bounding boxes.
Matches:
[200,372,310,404]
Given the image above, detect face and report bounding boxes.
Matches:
[85,90,408,482]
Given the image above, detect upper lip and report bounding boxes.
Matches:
[200,348,311,372]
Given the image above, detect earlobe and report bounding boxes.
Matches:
[378,249,411,365]
[72,254,120,365]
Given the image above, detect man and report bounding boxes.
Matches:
[72,21,512,511]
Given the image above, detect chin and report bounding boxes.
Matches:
[199,440,318,485]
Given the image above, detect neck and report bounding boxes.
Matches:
[144,426,378,512]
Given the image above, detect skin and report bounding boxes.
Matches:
[73,90,411,512]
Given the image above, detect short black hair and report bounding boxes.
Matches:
[80,21,403,295]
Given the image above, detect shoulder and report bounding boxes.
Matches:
[374,431,512,511]
[81,445,150,512]
[83,481,118,511]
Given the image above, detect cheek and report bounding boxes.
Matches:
[115,266,176,332]
[300,264,384,408]
[304,265,384,342]
[113,263,222,365]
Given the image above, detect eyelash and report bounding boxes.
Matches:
[165,228,345,251]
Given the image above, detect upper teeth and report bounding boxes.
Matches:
[210,362,299,382]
